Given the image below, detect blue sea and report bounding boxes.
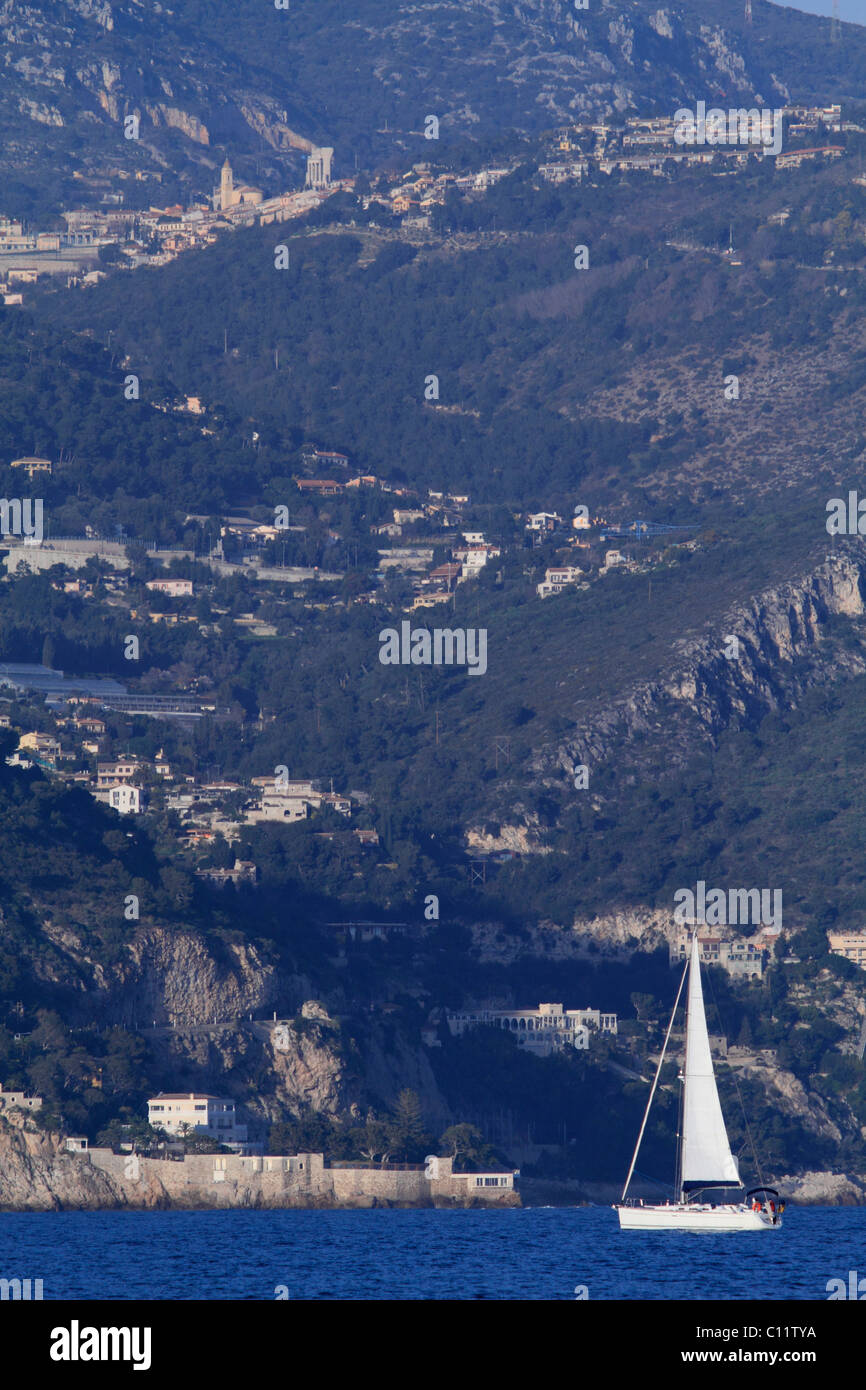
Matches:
[1,1205,864,1300]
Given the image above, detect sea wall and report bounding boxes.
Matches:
[42,1144,520,1210]
[0,1113,517,1210]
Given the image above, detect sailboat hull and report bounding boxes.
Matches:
[617,1203,781,1232]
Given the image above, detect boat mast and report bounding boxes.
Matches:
[675,937,694,1203]
[674,1062,685,1204]
[620,949,690,1204]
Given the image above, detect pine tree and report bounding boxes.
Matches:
[389,1089,431,1161]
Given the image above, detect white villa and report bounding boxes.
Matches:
[147,1092,251,1152]
[445,1002,617,1056]
[537,565,584,598]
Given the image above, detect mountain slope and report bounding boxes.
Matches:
[4,0,866,216]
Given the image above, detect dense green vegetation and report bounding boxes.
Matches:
[29,149,866,531]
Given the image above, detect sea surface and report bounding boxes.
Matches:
[1,1205,864,1300]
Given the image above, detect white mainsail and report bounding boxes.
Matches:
[681,932,740,1189]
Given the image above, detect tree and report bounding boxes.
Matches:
[438,1122,491,1171]
[388,1089,431,1161]
[95,1117,159,1149]
[358,1118,392,1165]
[631,992,658,1024]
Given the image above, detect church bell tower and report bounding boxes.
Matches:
[220,157,234,211]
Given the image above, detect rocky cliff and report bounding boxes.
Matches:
[556,551,866,779]
[2,0,861,214]
[34,922,283,1028]
[0,1113,125,1210]
[467,550,866,852]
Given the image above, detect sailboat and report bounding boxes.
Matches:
[616,932,783,1232]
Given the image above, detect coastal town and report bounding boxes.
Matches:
[0,446,701,865]
[0,102,862,308]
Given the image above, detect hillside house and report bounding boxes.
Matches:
[146,578,193,597]
[73,715,106,736]
[455,543,500,578]
[95,784,143,815]
[526,512,561,533]
[196,860,257,888]
[307,450,349,470]
[827,932,866,970]
[669,930,765,980]
[0,1083,42,1114]
[9,456,52,478]
[245,795,310,825]
[97,758,143,788]
[537,566,584,598]
[18,731,61,761]
[297,479,343,496]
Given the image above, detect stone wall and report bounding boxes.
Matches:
[85,1149,519,1209]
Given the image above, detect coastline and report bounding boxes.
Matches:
[3,1117,863,1211]
[518,1172,866,1208]
[0,1119,519,1211]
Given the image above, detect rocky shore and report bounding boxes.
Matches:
[0,1116,519,1211]
[1,1115,858,1211]
[519,1171,866,1208]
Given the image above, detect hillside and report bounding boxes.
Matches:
[32,146,866,515]
[4,0,866,217]
[3,0,866,1196]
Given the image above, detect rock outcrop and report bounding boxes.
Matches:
[775,1170,866,1205]
[470,551,866,851]
[31,924,281,1028]
[555,553,866,777]
[0,1115,126,1211]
